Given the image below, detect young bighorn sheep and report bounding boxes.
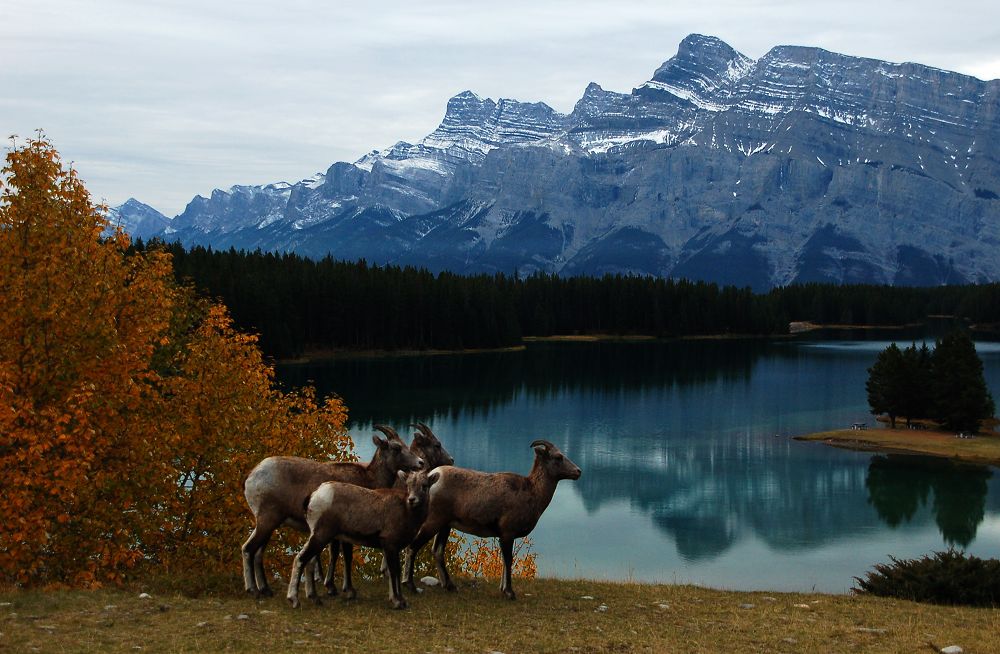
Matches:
[371,422,455,580]
[402,439,581,600]
[287,469,440,610]
[241,425,423,598]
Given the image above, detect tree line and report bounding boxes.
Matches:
[142,242,1000,360]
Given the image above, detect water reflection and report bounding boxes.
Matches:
[866,455,993,547]
[275,339,1000,591]
[278,340,770,426]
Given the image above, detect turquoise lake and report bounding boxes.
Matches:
[277,338,1000,593]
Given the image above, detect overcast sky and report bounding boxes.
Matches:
[3,0,999,217]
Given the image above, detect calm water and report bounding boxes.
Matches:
[277,338,1000,593]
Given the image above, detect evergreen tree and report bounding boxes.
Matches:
[931,331,995,433]
[867,343,906,428]
[899,343,933,427]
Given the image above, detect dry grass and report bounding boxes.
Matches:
[796,427,1000,467]
[2,577,998,653]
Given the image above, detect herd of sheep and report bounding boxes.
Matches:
[241,424,582,609]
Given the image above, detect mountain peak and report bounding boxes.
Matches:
[677,34,739,58]
[650,34,753,87]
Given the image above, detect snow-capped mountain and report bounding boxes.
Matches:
[129,34,1000,289]
[105,198,170,240]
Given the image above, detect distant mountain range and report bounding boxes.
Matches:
[117,34,1000,290]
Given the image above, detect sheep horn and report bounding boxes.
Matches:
[410,422,437,441]
[373,424,401,441]
[530,439,550,452]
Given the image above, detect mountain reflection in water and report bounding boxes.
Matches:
[276,339,1000,591]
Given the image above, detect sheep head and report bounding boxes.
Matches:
[397,468,440,509]
[373,425,424,471]
[409,422,455,467]
[530,439,581,481]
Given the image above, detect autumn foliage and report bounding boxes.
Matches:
[0,135,351,587]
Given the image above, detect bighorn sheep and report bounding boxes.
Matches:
[287,469,440,610]
[330,422,455,590]
[241,425,423,598]
[402,439,580,600]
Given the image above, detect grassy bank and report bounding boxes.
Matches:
[2,577,997,653]
[795,427,1000,467]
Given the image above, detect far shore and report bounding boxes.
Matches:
[280,331,786,363]
[795,424,1000,468]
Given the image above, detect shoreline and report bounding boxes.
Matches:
[794,426,1000,468]
[280,331,784,363]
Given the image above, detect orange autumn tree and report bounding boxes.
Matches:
[0,135,351,586]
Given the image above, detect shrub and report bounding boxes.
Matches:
[854,550,1000,607]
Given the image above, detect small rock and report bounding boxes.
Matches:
[103,605,117,611]
[293,641,308,645]
[523,593,533,597]
[656,603,670,610]
[739,603,754,609]
[37,624,56,630]
[196,621,208,628]
[420,576,440,587]
[137,593,151,600]
[259,610,274,614]
[854,627,887,634]
[940,647,963,654]
[783,638,797,644]
[416,588,424,594]
[793,603,811,609]
[223,615,232,621]
[595,604,608,612]
[0,603,10,607]
[236,614,250,621]
[580,595,594,600]
[488,651,504,654]
[762,596,777,602]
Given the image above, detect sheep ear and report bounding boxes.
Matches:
[428,470,441,486]
[373,434,387,448]
[531,440,549,456]
[397,469,407,482]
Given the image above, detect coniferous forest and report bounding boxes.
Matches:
[147,242,1000,360]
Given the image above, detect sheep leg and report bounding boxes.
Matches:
[304,558,322,605]
[286,535,325,609]
[402,527,435,592]
[431,527,456,591]
[379,553,389,578]
[242,515,278,597]
[252,532,273,597]
[385,547,407,610]
[339,541,357,599]
[499,537,516,600]
[323,541,339,596]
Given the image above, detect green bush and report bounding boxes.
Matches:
[854,550,1000,606]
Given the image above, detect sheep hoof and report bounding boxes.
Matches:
[288,597,300,609]
[391,598,408,610]
[325,587,338,597]
[310,596,323,606]
[444,581,457,592]
[341,588,357,601]
[503,589,517,601]
[258,587,274,598]
[403,580,417,593]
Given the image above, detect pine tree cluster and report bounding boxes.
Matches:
[866,333,995,432]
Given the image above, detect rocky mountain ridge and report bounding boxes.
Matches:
[126,34,1000,289]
